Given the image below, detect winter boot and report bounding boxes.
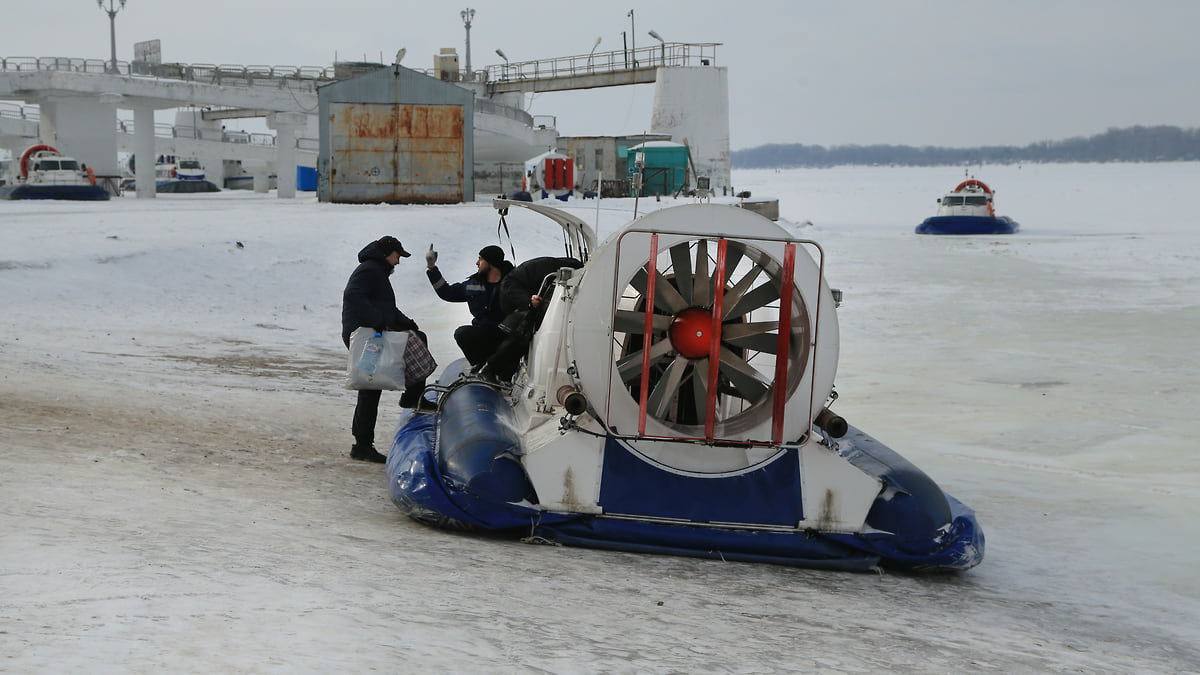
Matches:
[350,444,386,463]
[398,380,427,409]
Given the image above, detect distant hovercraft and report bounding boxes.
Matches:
[916,179,1018,235]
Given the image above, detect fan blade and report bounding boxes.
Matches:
[718,345,771,401]
[628,267,688,315]
[724,281,780,319]
[616,338,676,383]
[722,245,746,283]
[669,242,694,304]
[629,267,647,294]
[689,359,711,423]
[721,262,765,314]
[614,309,672,334]
[651,269,689,314]
[647,354,689,418]
[722,321,784,354]
[693,240,710,307]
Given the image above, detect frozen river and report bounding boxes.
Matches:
[2,162,1197,672]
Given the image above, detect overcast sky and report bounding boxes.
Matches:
[5,1,1200,150]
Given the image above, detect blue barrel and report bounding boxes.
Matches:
[436,383,534,504]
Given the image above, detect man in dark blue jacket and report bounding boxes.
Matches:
[342,235,424,463]
[425,244,514,365]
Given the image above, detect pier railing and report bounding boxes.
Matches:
[1,43,720,92]
[0,56,332,90]
[485,43,720,84]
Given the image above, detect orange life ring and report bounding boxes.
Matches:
[953,179,992,195]
[86,166,97,185]
[18,144,58,179]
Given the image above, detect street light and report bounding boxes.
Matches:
[648,29,664,65]
[627,9,636,67]
[97,0,127,75]
[587,36,602,71]
[495,48,508,79]
[460,8,475,78]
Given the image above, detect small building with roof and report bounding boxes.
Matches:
[316,63,474,204]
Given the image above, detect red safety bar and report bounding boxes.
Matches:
[771,243,796,443]
[703,239,729,440]
[636,233,659,435]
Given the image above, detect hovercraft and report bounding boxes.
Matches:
[916,178,1018,235]
[387,201,984,572]
[1,145,110,201]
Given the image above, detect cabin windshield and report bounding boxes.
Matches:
[179,160,201,169]
[964,196,988,206]
[943,196,964,206]
[36,159,78,170]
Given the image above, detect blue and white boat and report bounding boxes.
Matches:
[387,201,984,572]
[1,145,109,201]
[916,178,1018,235]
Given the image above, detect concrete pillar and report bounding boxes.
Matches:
[132,103,156,199]
[267,112,306,199]
[37,94,121,175]
[649,66,731,192]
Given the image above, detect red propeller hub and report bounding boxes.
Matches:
[669,307,715,359]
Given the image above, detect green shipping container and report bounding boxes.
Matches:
[626,142,689,197]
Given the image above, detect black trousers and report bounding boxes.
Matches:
[454,324,505,365]
[484,333,531,380]
[352,389,382,446]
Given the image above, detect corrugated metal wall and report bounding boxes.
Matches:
[329,102,464,204]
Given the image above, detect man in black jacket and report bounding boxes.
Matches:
[425,244,514,365]
[342,235,424,463]
[480,255,583,381]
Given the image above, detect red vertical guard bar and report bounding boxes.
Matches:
[637,233,659,436]
[704,239,729,441]
[771,243,797,444]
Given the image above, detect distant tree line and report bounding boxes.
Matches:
[731,125,1200,168]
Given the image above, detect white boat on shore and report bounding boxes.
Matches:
[1,144,109,201]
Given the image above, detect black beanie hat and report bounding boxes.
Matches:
[479,245,505,267]
[378,236,410,258]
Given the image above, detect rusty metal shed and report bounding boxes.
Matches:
[317,64,474,204]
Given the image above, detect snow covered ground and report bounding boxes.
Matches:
[2,163,1198,672]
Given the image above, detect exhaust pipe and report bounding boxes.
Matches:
[814,407,848,438]
[557,385,588,416]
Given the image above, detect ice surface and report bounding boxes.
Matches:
[2,163,1198,672]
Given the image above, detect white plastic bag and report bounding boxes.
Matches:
[345,327,409,390]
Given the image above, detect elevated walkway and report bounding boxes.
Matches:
[0,43,728,197]
[484,43,719,94]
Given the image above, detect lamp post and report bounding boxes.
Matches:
[97,0,127,74]
[587,36,602,71]
[461,8,475,79]
[648,29,664,66]
[627,9,636,67]
[495,48,508,80]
